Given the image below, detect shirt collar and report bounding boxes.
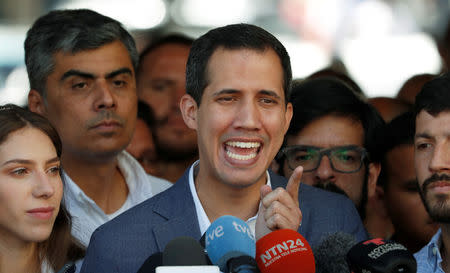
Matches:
[425,228,443,271]
[188,160,271,236]
[62,150,149,211]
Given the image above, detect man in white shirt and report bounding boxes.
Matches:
[25,9,172,247]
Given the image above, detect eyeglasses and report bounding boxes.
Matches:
[281,145,368,173]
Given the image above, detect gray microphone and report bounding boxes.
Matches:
[313,232,357,273]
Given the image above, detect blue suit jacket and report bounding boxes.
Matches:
[81,169,367,273]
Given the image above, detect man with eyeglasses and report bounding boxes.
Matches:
[276,77,385,236]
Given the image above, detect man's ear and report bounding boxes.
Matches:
[180,94,198,130]
[28,89,46,115]
[367,162,381,199]
[283,102,293,134]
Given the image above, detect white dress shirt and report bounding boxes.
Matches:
[63,151,172,247]
[188,160,271,237]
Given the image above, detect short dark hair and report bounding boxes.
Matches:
[307,68,365,96]
[377,111,415,189]
[137,33,194,78]
[379,111,415,154]
[24,9,138,96]
[286,77,385,163]
[186,23,292,105]
[414,72,450,118]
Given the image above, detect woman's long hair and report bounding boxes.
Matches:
[0,104,84,272]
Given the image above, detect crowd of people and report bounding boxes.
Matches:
[0,7,449,273]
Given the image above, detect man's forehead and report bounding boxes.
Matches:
[303,114,363,135]
[209,46,270,62]
[415,110,450,127]
[288,115,364,148]
[205,47,284,86]
[51,42,134,76]
[415,110,450,137]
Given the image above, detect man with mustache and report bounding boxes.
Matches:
[378,112,438,253]
[137,34,198,182]
[276,77,386,237]
[413,73,450,272]
[25,9,171,248]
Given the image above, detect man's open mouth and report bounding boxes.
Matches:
[224,141,261,161]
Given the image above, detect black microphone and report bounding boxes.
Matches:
[151,236,220,272]
[162,236,208,266]
[347,238,417,273]
[137,237,213,273]
[312,232,357,273]
[137,252,163,273]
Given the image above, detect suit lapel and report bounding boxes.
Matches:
[152,169,202,251]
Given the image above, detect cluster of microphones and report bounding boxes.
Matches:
[137,215,417,273]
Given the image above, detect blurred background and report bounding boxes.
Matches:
[0,0,448,105]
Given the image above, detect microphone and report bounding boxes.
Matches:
[312,232,357,273]
[205,215,259,273]
[162,236,208,266]
[255,229,315,273]
[137,252,163,273]
[347,238,417,273]
[138,237,219,273]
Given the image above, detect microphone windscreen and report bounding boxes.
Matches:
[255,229,315,273]
[347,238,417,273]
[162,236,208,266]
[137,252,163,273]
[205,215,256,271]
[313,232,356,273]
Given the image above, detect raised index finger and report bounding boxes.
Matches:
[286,165,303,203]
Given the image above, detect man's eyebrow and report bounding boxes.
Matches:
[212,89,240,96]
[212,89,282,100]
[106,68,133,79]
[259,90,281,100]
[60,70,95,82]
[415,133,432,140]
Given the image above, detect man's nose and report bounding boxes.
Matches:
[314,155,336,182]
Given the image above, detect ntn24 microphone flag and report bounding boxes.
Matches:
[256,229,315,273]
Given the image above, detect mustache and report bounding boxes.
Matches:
[314,182,349,198]
[86,110,125,128]
[422,173,450,192]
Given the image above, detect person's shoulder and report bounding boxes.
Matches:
[81,181,192,273]
[413,243,428,262]
[147,174,173,194]
[414,244,433,272]
[414,229,441,272]
[96,175,188,235]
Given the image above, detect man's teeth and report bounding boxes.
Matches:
[225,141,260,160]
[227,150,257,160]
[226,141,260,148]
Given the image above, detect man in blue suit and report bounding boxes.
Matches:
[81,23,367,273]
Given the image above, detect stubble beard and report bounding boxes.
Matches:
[420,173,450,223]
